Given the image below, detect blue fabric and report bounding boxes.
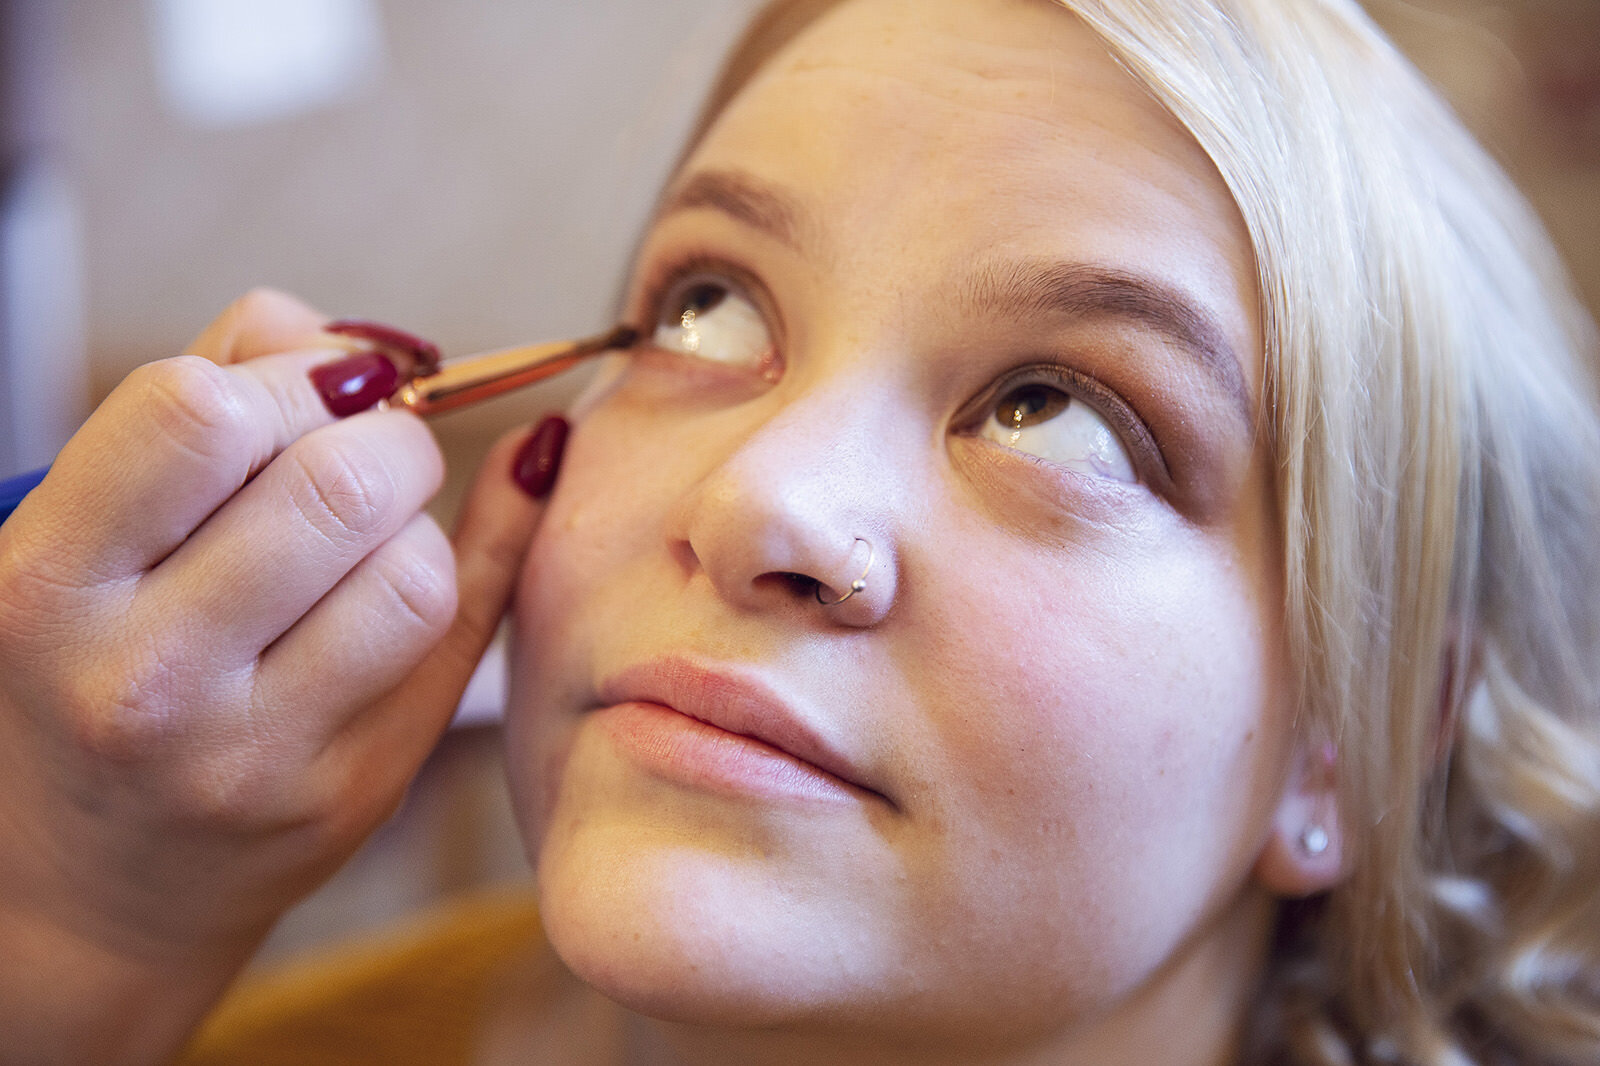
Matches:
[0,465,49,524]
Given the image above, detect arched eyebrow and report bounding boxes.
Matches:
[658,168,1254,428]
[963,259,1255,427]
[658,168,809,253]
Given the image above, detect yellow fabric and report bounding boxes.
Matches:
[176,887,542,1066]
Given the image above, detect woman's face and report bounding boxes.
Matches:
[510,0,1289,1053]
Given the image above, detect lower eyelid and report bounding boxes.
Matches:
[625,344,778,400]
[951,436,1155,541]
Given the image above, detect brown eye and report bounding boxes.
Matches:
[995,385,1071,429]
[980,380,1136,483]
[650,275,774,371]
[676,283,726,318]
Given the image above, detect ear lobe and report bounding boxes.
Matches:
[1253,742,1347,898]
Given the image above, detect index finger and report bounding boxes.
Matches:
[24,345,385,579]
[185,288,337,366]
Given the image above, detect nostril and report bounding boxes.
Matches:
[775,572,819,597]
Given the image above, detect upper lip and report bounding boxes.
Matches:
[595,657,885,801]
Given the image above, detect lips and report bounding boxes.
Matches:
[593,657,884,803]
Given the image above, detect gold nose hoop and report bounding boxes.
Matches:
[816,538,874,606]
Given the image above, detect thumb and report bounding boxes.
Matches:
[392,416,569,718]
[186,288,333,365]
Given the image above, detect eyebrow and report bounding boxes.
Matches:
[962,260,1255,427]
[659,169,1254,427]
[658,168,809,253]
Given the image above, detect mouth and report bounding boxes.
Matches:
[592,658,888,807]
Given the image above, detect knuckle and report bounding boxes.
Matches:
[64,655,287,827]
[174,751,283,827]
[286,438,399,548]
[127,356,253,464]
[373,536,458,638]
[18,627,305,831]
[64,647,186,765]
[234,287,290,320]
[0,527,87,640]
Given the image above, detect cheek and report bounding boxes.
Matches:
[505,415,668,841]
[514,418,650,691]
[517,393,697,623]
[914,536,1279,784]
[890,529,1289,987]
[533,411,662,571]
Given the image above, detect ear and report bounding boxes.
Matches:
[1252,740,1347,898]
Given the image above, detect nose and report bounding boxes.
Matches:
[664,379,905,627]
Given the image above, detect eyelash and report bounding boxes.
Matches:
[631,249,1167,483]
[633,250,780,349]
[965,363,1168,484]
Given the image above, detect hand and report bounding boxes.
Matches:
[0,290,552,1065]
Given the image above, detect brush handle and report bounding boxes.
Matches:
[392,325,637,416]
[0,325,637,526]
[0,465,49,524]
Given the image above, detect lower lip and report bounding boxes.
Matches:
[594,701,860,805]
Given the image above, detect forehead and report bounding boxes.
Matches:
[679,0,1262,384]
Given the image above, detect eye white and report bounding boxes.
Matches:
[652,279,772,369]
[979,383,1136,483]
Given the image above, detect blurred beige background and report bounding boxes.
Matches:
[1366,0,1600,312]
[4,0,758,494]
[4,0,1595,966]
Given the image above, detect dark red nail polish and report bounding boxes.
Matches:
[311,350,400,417]
[513,416,570,499]
[324,319,442,374]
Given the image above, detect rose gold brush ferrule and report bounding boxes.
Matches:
[391,324,638,416]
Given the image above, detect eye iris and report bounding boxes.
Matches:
[666,283,729,354]
[979,377,1138,484]
[682,284,726,315]
[998,385,1069,429]
[647,273,778,378]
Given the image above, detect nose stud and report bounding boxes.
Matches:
[816,538,874,606]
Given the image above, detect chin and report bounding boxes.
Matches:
[535,837,1109,1066]
[528,813,1113,1056]
[533,819,869,1028]
[508,706,912,1028]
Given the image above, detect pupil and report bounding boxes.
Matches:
[684,284,725,315]
[1016,387,1049,416]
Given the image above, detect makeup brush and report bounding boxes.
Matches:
[388,324,636,416]
[0,323,639,524]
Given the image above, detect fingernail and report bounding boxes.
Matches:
[513,416,570,499]
[310,350,400,417]
[324,319,442,374]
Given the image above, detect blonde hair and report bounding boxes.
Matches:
[691,1,1600,1062]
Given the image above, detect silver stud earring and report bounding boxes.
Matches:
[1299,825,1330,857]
